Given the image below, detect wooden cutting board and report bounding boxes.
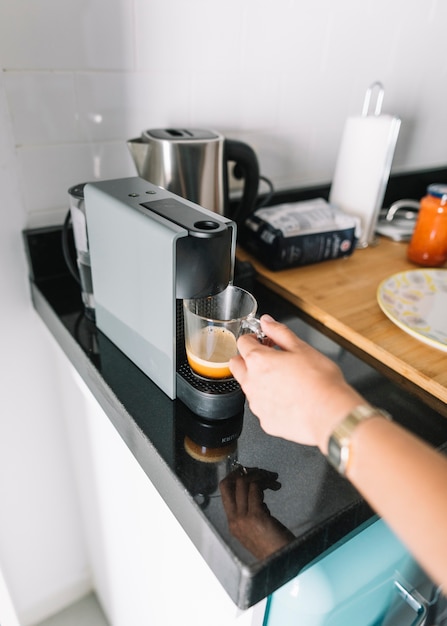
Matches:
[237,238,447,417]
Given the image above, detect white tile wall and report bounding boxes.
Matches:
[1,0,447,227]
[0,0,135,70]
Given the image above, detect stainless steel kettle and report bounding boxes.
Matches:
[127,128,260,225]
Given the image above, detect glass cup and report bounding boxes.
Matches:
[67,183,95,320]
[183,285,264,380]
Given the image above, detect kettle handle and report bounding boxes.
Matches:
[224,139,260,225]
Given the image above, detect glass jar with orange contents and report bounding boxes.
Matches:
[407,184,447,267]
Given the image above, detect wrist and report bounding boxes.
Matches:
[326,404,392,475]
[316,386,364,455]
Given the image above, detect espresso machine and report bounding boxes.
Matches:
[84,177,245,420]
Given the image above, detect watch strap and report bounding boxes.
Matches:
[327,405,392,475]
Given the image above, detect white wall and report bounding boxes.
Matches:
[0,0,446,623]
[0,74,91,625]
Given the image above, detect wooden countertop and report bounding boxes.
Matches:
[238,238,447,417]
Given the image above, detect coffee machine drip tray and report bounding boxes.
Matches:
[176,362,245,421]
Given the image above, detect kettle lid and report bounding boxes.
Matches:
[142,128,220,142]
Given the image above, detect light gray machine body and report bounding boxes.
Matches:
[84,177,236,401]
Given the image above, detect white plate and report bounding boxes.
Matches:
[377,269,447,352]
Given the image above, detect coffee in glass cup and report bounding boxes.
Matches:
[183,286,264,380]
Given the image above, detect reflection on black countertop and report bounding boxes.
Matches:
[23,179,447,608]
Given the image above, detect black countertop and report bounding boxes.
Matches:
[23,172,447,609]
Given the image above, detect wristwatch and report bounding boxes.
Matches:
[327,405,392,475]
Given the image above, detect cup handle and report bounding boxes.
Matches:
[239,317,266,342]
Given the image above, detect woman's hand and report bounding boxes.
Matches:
[229,315,363,453]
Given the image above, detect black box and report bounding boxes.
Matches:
[242,199,358,271]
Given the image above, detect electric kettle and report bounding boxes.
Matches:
[127,128,260,225]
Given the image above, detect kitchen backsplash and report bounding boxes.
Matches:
[1,0,447,227]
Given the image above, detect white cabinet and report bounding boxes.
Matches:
[61,363,266,626]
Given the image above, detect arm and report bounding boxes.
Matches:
[229,315,447,590]
[347,416,447,592]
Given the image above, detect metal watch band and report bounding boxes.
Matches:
[327,405,392,475]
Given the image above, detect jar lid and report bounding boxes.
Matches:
[427,183,447,198]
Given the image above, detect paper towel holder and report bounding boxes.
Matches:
[362,81,384,117]
[329,81,401,248]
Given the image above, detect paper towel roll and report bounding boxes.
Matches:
[329,114,401,247]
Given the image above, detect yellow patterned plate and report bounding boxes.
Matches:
[377,269,447,352]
